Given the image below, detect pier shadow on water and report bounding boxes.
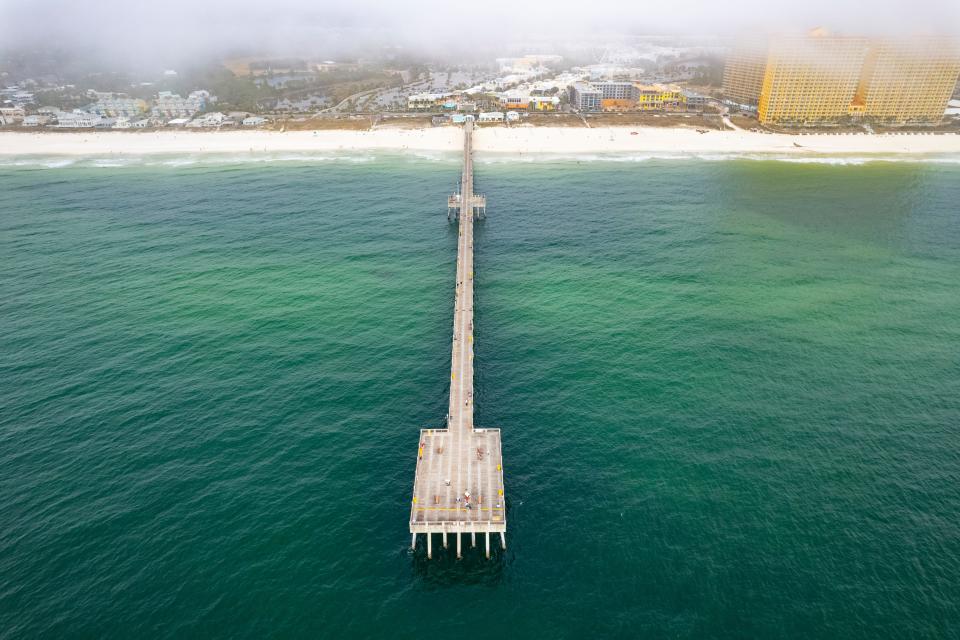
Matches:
[409,543,508,587]
[407,491,515,588]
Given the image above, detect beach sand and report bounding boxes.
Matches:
[2,126,960,157]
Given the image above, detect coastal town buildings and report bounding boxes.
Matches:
[1,86,35,108]
[3,85,217,129]
[407,93,455,110]
[724,31,960,125]
[408,89,557,114]
[568,80,704,113]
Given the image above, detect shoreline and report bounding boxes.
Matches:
[2,126,960,158]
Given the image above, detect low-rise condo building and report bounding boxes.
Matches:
[568,82,602,112]
[0,106,25,125]
[636,84,686,111]
[152,90,211,118]
[87,94,147,118]
[593,81,640,110]
[407,93,455,110]
[478,111,504,122]
[54,110,104,128]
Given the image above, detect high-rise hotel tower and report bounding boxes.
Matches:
[723,30,960,125]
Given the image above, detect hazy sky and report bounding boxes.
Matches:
[2,0,959,64]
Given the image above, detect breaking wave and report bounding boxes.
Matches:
[476,152,960,165]
[1,150,958,169]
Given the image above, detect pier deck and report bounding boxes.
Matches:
[410,122,506,559]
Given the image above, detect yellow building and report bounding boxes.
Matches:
[636,84,685,111]
[724,30,960,126]
[854,39,960,125]
[759,32,869,125]
[528,96,560,111]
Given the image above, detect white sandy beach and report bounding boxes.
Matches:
[2,126,960,158]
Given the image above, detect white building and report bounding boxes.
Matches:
[22,114,51,127]
[0,106,25,125]
[242,116,268,126]
[505,110,520,122]
[499,89,529,109]
[54,110,104,128]
[112,117,147,129]
[946,99,960,120]
[478,111,504,122]
[186,112,226,128]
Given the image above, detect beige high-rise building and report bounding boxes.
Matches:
[722,42,767,107]
[723,30,960,126]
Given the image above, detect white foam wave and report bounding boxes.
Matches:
[476,152,960,166]
[2,150,958,169]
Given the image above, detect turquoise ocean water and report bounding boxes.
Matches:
[1,152,959,638]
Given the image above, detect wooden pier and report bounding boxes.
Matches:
[410,121,506,559]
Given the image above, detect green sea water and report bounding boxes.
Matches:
[2,153,959,638]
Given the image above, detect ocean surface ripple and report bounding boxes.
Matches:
[1,157,959,638]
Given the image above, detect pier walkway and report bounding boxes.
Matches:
[410,121,506,559]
